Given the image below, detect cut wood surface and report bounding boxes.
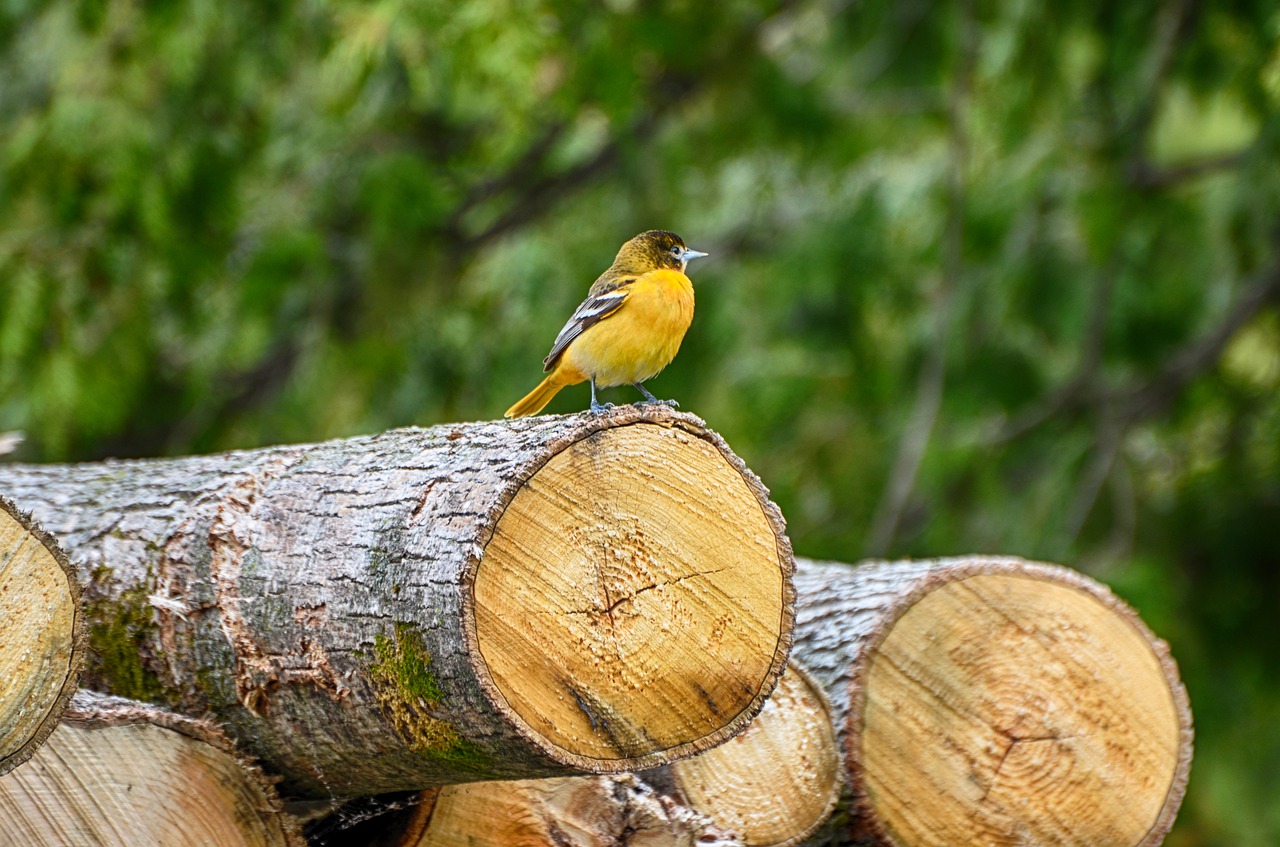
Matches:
[0,407,794,796]
[0,691,301,847]
[663,660,842,847]
[388,776,741,847]
[792,556,1193,847]
[0,496,83,776]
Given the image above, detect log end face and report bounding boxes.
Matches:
[853,569,1191,847]
[0,498,83,776]
[0,695,302,847]
[472,417,794,771]
[670,661,843,847]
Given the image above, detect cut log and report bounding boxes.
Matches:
[792,556,1193,847]
[367,776,740,847]
[0,407,794,796]
[0,495,84,776]
[661,660,842,847]
[0,691,301,847]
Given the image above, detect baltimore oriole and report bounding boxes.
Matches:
[505,230,708,417]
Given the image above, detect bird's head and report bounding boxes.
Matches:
[614,230,708,273]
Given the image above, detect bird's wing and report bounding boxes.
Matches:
[542,282,633,371]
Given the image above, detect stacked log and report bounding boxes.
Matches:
[387,776,738,847]
[659,660,842,846]
[339,557,1192,847]
[0,408,795,797]
[791,556,1193,847]
[388,660,840,847]
[0,691,301,846]
[0,413,1194,846]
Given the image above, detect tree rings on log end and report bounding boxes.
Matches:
[851,560,1192,847]
[0,496,84,776]
[669,661,842,847]
[0,692,301,847]
[471,411,794,771]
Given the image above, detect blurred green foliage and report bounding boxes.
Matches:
[2,0,1279,841]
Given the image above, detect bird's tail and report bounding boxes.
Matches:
[505,373,568,418]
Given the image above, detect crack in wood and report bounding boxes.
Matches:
[408,481,437,525]
[564,567,732,619]
[566,685,655,757]
[978,730,1080,803]
[598,572,622,662]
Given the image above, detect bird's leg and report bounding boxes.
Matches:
[633,383,679,408]
[589,379,614,415]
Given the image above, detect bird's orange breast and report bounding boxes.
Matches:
[562,269,694,388]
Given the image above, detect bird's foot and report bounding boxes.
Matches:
[631,383,676,409]
[589,401,615,415]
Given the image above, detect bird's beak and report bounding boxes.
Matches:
[681,248,709,262]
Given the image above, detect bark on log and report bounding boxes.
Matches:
[0,691,302,847]
[792,556,1193,847]
[0,496,84,776]
[0,408,795,797]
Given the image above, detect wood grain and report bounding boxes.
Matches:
[861,574,1182,847]
[668,661,841,847]
[0,692,300,847]
[477,423,787,766]
[791,557,1192,847]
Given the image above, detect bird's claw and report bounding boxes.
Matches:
[589,401,615,415]
[635,398,679,409]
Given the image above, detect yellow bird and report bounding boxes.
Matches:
[505,230,708,417]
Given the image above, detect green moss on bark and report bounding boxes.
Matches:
[86,585,164,701]
[369,622,488,770]
[372,622,444,703]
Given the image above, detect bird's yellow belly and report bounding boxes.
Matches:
[565,274,694,388]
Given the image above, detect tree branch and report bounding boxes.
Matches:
[1123,0,1198,151]
[1114,259,1280,422]
[450,121,570,221]
[991,262,1117,444]
[456,109,666,253]
[994,256,1280,445]
[1062,408,1122,551]
[1127,148,1251,190]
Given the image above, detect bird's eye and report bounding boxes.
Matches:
[670,246,681,257]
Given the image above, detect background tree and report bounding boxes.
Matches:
[2,0,1277,843]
